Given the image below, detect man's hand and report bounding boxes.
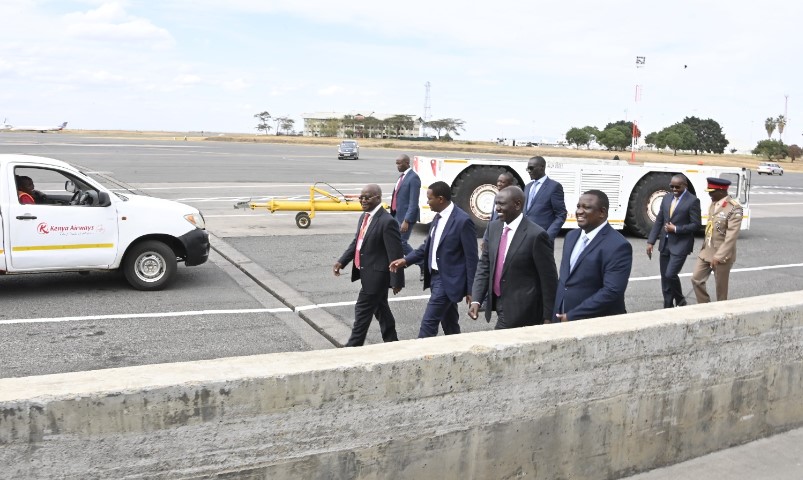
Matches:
[711,257,720,271]
[464,294,473,305]
[392,286,402,295]
[468,302,480,320]
[646,244,653,259]
[333,262,343,276]
[665,222,676,233]
[389,258,407,272]
[400,220,409,233]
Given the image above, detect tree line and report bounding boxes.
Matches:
[752,115,800,162]
[566,117,730,156]
[254,111,296,135]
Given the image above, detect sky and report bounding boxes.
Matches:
[1,0,801,150]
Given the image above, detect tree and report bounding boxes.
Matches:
[604,120,641,139]
[681,116,729,154]
[383,114,415,137]
[425,118,465,140]
[565,127,591,148]
[581,125,600,147]
[280,117,295,135]
[752,139,788,161]
[764,117,777,139]
[254,111,272,135]
[644,131,660,150]
[777,115,787,140]
[596,127,629,151]
[652,123,696,155]
[788,144,801,163]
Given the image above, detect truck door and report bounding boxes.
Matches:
[8,166,118,270]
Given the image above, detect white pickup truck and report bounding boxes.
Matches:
[0,154,209,290]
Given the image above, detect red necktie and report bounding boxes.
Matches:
[493,226,510,297]
[354,213,370,269]
[391,173,404,211]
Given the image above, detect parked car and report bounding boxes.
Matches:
[757,162,784,175]
[337,140,359,160]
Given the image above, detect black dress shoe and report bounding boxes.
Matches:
[676,298,688,307]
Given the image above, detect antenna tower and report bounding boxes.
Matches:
[422,81,431,136]
[631,56,646,163]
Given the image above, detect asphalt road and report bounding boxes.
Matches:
[1,132,802,378]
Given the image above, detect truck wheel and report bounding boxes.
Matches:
[452,165,511,237]
[123,240,177,291]
[625,172,674,238]
[296,212,311,229]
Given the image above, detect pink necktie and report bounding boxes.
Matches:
[493,226,510,297]
[354,213,370,269]
[391,173,404,211]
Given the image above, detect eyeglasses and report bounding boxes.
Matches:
[668,185,683,190]
[357,194,380,201]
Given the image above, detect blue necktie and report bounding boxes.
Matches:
[569,234,589,272]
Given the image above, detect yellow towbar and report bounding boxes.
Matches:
[234,183,386,229]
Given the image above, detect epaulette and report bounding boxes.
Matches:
[728,198,742,207]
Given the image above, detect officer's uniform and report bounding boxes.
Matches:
[692,177,743,303]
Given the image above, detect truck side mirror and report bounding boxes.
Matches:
[97,191,111,207]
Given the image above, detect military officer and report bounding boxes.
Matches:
[691,177,743,303]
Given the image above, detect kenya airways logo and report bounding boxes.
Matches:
[37,222,49,234]
[36,222,100,235]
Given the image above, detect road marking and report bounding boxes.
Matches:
[629,262,803,282]
[0,307,293,325]
[751,202,803,206]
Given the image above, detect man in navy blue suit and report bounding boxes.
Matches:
[390,181,478,338]
[523,156,567,243]
[646,174,701,308]
[389,154,422,278]
[552,190,632,322]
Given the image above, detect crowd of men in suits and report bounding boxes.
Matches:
[334,154,743,346]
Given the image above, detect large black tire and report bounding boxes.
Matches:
[123,240,177,291]
[452,165,511,237]
[625,172,674,238]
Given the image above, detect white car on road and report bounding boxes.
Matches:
[757,162,784,175]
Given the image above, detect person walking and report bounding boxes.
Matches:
[523,156,567,243]
[646,174,701,308]
[390,181,478,338]
[389,154,423,280]
[691,177,743,303]
[469,187,558,329]
[334,184,404,346]
[552,190,632,322]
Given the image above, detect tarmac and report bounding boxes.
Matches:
[624,426,803,479]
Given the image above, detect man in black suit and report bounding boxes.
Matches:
[523,156,567,243]
[390,181,478,338]
[646,174,702,308]
[469,187,558,329]
[334,184,404,346]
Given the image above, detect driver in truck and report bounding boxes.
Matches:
[15,175,48,204]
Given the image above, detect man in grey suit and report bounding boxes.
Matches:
[334,184,404,346]
[647,174,702,308]
[469,187,558,329]
[523,156,567,242]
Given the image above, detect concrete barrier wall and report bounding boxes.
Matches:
[2,291,802,479]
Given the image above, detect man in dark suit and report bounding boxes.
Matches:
[523,156,567,242]
[552,190,632,322]
[389,154,423,279]
[469,187,558,329]
[480,171,517,252]
[389,181,478,338]
[334,184,404,347]
[646,174,702,308]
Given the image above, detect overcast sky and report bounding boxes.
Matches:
[1,0,800,149]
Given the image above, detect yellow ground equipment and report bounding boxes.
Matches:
[235,183,385,229]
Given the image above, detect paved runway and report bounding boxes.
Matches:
[1,132,802,378]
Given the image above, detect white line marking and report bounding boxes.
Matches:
[629,262,803,282]
[294,295,431,312]
[0,307,292,325]
[751,202,803,206]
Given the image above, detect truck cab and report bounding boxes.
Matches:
[0,154,209,290]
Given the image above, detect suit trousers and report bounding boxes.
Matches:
[492,294,508,330]
[660,250,688,308]
[347,288,399,347]
[396,218,421,270]
[691,257,733,303]
[418,272,460,338]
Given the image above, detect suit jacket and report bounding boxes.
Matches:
[338,207,405,294]
[472,216,558,326]
[390,169,421,225]
[406,205,478,303]
[554,223,632,321]
[523,177,567,241]
[698,195,743,264]
[647,191,701,256]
